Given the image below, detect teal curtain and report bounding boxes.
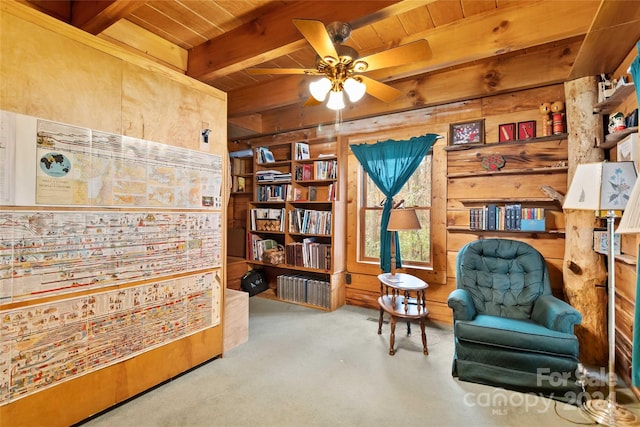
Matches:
[630,41,640,387]
[350,133,439,272]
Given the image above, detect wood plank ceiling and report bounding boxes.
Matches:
[22,0,640,140]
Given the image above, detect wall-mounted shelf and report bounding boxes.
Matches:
[455,197,559,204]
[443,134,569,151]
[447,226,565,235]
[593,83,636,114]
[447,166,568,179]
[600,127,638,149]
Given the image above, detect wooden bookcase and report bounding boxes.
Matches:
[230,154,254,195]
[246,136,346,311]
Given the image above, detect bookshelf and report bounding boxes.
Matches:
[446,136,568,237]
[231,153,254,194]
[246,136,346,311]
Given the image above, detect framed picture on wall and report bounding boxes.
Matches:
[449,119,485,145]
[498,123,516,142]
[517,121,536,140]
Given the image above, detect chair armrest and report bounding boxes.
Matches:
[447,289,477,321]
[531,294,582,334]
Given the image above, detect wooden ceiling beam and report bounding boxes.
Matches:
[70,0,146,35]
[227,1,598,118]
[250,39,581,136]
[186,1,441,81]
[569,0,640,79]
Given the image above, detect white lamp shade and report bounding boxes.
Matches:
[387,209,421,231]
[617,176,640,233]
[563,161,637,212]
[343,77,366,102]
[326,90,345,110]
[309,77,332,102]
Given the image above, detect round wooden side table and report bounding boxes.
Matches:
[377,272,429,356]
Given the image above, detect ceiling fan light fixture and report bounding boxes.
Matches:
[326,90,345,110]
[353,61,368,72]
[309,77,332,101]
[343,77,366,102]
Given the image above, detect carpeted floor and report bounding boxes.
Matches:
[78,297,638,426]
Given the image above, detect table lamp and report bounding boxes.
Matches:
[387,206,421,278]
[563,161,638,426]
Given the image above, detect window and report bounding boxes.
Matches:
[358,154,432,267]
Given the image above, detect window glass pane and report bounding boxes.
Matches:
[397,156,431,207]
[364,156,431,207]
[360,154,432,266]
[397,210,430,263]
[363,209,381,259]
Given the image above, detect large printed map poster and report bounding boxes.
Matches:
[0,272,221,404]
[35,118,223,208]
[0,210,222,303]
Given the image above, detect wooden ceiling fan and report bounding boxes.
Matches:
[248,19,432,108]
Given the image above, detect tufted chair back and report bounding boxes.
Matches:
[456,239,551,320]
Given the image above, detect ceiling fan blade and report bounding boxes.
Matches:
[359,39,432,72]
[292,19,339,60]
[247,68,318,75]
[359,76,401,103]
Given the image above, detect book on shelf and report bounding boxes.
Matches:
[308,186,317,201]
[327,183,335,201]
[236,176,246,192]
[277,274,330,308]
[256,184,290,202]
[289,208,332,235]
[232,157,247,175]
[313,159,337,180]
[469,204,544,231]
[256,170,290,182]
[293,187,305,201]
[256,147,275,163]
[295,142,310,160]
[250,207,286,231]
[247,234,279,261]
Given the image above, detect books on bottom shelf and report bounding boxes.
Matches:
[285,240,331,270]
[277,274,331,309]
[469,204,545,231]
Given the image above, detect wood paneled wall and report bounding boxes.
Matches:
[0,3,227,425]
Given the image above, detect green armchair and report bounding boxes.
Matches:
[448,239,583,402]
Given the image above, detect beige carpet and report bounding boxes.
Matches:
[78,297,638,426]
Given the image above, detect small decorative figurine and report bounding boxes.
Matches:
[608,112,626,133]
[551,101,565,134]
[539,102,552,136]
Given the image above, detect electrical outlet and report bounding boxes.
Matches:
[345,273,351,284]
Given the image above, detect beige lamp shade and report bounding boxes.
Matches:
[387,208,421,231]
[563,161,637,212]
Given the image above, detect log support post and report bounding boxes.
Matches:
[564,76,608,366]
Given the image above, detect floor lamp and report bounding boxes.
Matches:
[386,204,421,278]
[564,161,638,426]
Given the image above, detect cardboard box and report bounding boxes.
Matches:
[593,229,621,255]
[223,289,249,352]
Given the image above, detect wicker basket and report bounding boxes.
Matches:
[263,245,285,264]
[255,219,281,232]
